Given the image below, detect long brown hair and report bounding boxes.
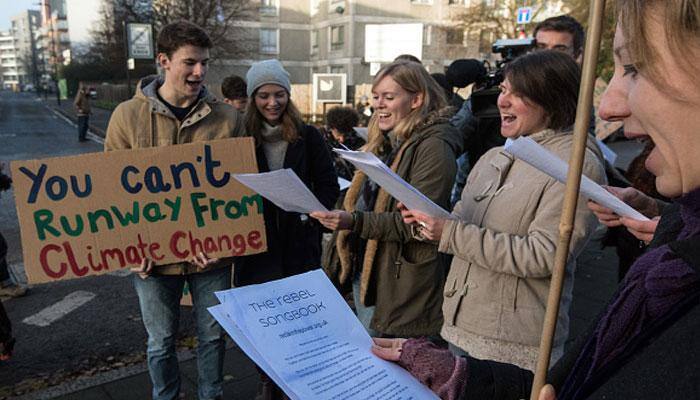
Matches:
[244,89,304,144]
[365,61,447,154]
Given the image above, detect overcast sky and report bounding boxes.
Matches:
[0,0,100,45]
[0,0,36,32]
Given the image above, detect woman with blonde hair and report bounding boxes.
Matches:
[312,60,462,338]
[373,1,700,399]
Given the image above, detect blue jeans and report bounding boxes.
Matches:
[77,115,88,141]
[0,233,10,285]
[133,267,230,400]
[352,274,378,337]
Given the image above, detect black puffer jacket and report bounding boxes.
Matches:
[234,125,339,286]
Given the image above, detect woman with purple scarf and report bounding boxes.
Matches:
[371,1,700,399]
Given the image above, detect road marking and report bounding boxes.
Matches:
[22,290,96,327]
[108,269,132,277]
[46,105,105,144]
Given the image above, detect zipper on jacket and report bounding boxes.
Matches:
[394,260,402,279]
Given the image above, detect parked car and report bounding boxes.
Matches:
[88,87,97,99]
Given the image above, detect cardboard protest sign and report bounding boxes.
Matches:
[11,137,266,284]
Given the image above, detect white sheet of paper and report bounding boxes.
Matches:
[353,127,368,141]
[210,270,439,400]
[208,305,299,399]
[233,169,328,214]
[596,138,618,166]
[338,177,351,191]
[504,137,649,221]
[334,149,452,219]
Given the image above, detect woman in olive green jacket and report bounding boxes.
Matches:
[312,61,461,337]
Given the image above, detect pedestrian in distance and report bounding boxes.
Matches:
[233,58,339,400]
[0,164,27,299]
[323,106,365,181]
[355,95,372,127]
[311,60,462,340]
[73,84,91,142]
[374,1,700,398]
[104,21,245,400]
[221,74,248,112]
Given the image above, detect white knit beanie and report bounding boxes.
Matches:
[246,59,291,97]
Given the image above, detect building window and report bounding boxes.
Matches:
[310,29,319,55]
[260,0,279,16]
[482,0,496,6]
[423,25,432,46]
[330,25,344,51]
[446,28,464,45]
[310,0,320,16]
[411,0,433,4]
[260,29,279,54]
[479,30,495,53]
[330,65,343,74]
[448,0,468,4]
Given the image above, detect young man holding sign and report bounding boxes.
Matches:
[105,21,244,400]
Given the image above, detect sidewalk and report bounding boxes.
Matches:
[21,344,259,400]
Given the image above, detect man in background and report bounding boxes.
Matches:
[73,85,91,142]
[221,75,248,112]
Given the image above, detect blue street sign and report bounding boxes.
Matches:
[517,7,533,24]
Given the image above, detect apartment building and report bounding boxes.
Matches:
[216,0,489,86]
[36,0,71,87]
[0,32,20,89]
[10,10,41,87]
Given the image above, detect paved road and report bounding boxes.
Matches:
[0,92,202,396]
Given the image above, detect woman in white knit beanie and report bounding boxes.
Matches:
[236,59,340,400]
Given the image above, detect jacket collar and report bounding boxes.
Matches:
[137,75,218,125]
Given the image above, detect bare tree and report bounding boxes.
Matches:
[565,0,617,80]
[453,0,615,78]
[150,0,256,58]
[453,0,550,42]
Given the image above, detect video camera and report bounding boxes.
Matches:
[446,38,534,168]
[471,38,535,115]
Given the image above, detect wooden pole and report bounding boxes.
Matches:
[529,1,607,398]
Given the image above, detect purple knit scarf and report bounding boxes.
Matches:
[561,188,700,399]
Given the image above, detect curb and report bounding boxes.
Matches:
[46,105,106,139]
[11,348,197,400]
[46,106,105,145]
